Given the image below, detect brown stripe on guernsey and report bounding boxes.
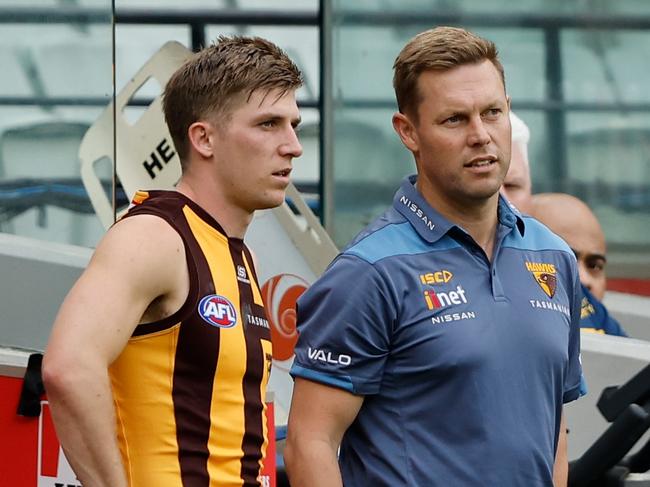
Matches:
[184,207,251,483]
[172,207,220,486]
[229,239,268,486]
[243,244,274,477]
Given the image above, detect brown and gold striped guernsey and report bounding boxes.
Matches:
[109,190,273,487]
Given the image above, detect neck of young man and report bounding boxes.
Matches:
[176,175,253,239]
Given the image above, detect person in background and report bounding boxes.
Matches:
[43,36,303,487]
[501,110,533,213]
[531,192,627,336]
[500,110,626,338]
[285,26,582,487]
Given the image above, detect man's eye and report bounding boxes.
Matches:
[483,108,501,119]
[261,120,276,128]
[585,259,605,272]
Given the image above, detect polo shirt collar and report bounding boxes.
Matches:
[498,195,526,236]
[393,175,526,242]
[393,175,454,243]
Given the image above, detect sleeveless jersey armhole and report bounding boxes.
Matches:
[121,208,201,338]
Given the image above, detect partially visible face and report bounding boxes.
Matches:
[396,60,511,212]
[211,88,302,212]
[500,141,532,213]
[563,223,607,302]
[531,195,608,301]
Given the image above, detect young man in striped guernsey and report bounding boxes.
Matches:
[43,36,303,487]
[286,27,582,486]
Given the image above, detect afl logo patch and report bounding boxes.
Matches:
[198,294,237,328]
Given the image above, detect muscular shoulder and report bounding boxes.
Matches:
[92,214,187,300]
[45,213,189,364]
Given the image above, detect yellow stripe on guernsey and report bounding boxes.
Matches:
[184,207,250,486]
[581,328,606,335]
[242,252,264,308]
[132,190,150,205]
[109,325,182,485]
[258,338,272,474]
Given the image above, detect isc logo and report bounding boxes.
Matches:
[198,294,237,328]
[419,270,453,285]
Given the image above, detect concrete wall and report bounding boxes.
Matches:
[0,233,90,351]
[606,291,650,341]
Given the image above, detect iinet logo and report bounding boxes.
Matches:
[423,285,468,310]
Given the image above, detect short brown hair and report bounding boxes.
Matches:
[163,35,303,166]
[393,26,505,118]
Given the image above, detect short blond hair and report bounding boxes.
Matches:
[163,36,303,167]
[393,26,505,118]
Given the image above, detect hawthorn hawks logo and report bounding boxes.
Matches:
[526,261,557,298]
[261,274,309,361]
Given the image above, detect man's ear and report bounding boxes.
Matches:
[392,112,419,153]
[187,121,214,159]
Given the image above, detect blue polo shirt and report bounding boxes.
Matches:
[291,175,582,487]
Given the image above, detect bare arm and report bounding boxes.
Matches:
[42,216,187,487]
[284,378,363,487]
[554,411,568,487]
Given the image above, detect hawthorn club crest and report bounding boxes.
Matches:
[533,272,557,298]
[525,262,557,298]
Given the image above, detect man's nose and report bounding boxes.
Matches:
[467,117,491,146]
[280,126,303,158]
[577,260,594,291]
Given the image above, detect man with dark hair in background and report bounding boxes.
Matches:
[43,36,303,487]
[285,26,582,487]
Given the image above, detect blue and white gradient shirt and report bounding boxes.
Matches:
[291,175,583,487]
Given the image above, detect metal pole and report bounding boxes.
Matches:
[544,26,568,184]
[319,0,334,231]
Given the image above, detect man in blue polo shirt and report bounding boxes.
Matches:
[284,26,582,487]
